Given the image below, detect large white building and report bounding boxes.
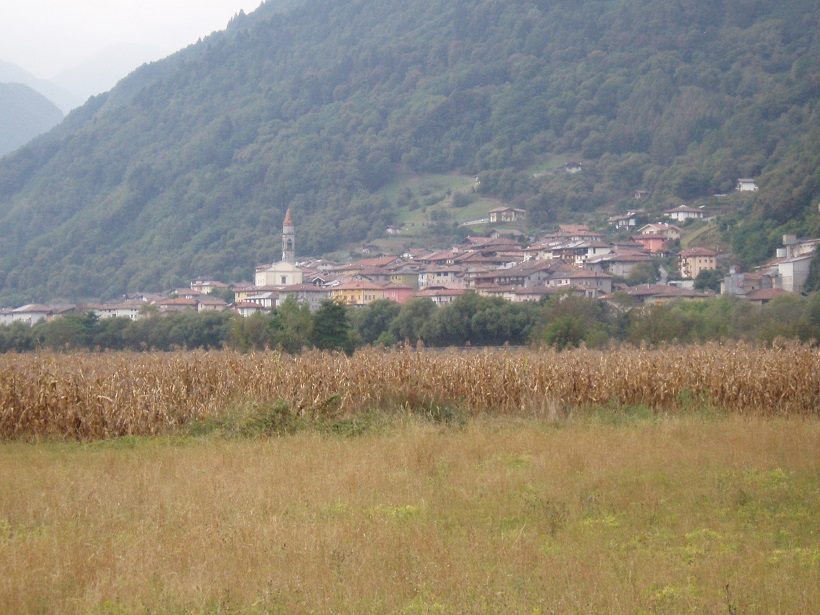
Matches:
[254,208,304,287]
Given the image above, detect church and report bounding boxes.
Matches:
[254,208,304,287]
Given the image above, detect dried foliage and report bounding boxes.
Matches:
[1,343,817,439]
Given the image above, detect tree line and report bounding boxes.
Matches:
[1,293,817,354]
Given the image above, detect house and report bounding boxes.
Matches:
[11,304,54,326]
[604,284,712,305]
[774,253,814,293]
[584,251,655,278]
[608,212,638,230]
[679,247,718,280]
[276,284,332,311]
[173,288,207,300]
[155,298,199,313]
[735,178,759,192]
[632,233,671,254]
[564,161,583,174]
[381,285,415,304]
[385,226,402,236]
[745,288,786,306]
[233,301,266,317]
[488,228,526,240]
[721,270,774,298]
[561,270,613,295]
[633,190,650,200]
[353,267,394,284]
[190,280,230,294]
[90,301,144,321]
[664,204,704,222]
[245,291,278,310]
[233,285,275,302]
[415,286,468,305]
[419,265,466,289]
[637,223,682,240]
[508,286,559,303]
[197,297,228,312]
[488,207,526,223]
[0,309,14,326]
[388,265,422,289]
[331,280,386,306]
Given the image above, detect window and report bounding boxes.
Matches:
[281,276,287,284]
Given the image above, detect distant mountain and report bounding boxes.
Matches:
[0,61,78,113]
[0,83,63,156]
[0,0,817,303]
[50,43,167,108]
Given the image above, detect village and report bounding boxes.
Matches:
[2,180,817,328]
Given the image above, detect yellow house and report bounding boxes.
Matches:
[679,247,717,279]
[331,280,386,306]
[389,268,420,289]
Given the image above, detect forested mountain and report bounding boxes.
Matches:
[0,83,63,156]
[0,0,818,302]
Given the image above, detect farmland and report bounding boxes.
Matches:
[0,345,817,612]
[1,344,817,440]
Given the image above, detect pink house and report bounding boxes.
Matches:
[381,285,415,304]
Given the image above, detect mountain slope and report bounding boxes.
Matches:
[0,83,63,156]
[0,0,817,302]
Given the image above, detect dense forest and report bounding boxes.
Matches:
[0,83,63,156]
[0,0,818,302]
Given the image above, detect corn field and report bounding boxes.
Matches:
[0,343,817,439]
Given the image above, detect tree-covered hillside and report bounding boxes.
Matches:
[0,83,63,157]
[0,0,817,302]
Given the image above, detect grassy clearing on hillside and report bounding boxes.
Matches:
[0,415,817,613]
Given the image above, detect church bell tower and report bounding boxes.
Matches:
[282,207,295,263]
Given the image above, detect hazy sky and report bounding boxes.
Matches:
[0,0,264,78]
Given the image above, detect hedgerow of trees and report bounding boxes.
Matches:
[1,293,817,353]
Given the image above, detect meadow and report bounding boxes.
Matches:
[0,345,817,613]
[1,415,817,613]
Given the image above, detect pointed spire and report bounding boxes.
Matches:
[283,207,293,227]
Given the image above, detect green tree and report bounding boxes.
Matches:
[694,268,723,293]
[271,297,313,352]
[350,299,400,346]
[390,298,436,344]
[311,300,352,353]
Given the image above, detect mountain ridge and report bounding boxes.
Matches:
[0,0,817,303]
[0,82,63,157]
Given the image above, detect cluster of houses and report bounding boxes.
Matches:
[2,199,817,326]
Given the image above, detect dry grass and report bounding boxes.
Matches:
[0,415,817,613]
[0,343,818,440]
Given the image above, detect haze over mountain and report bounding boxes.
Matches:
[0,0,817,303]
[0,61,77,113]
[49,43,168,110]
[0,83,63,157]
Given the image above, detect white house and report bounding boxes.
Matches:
[91,301,144,321]
[664,204,704,222]
[254,261,304,287]
[11,304,54,326]
[735,178,759,192]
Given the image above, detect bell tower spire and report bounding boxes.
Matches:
[282,207,295,263]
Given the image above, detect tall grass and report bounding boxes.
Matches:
[1,417,818,613]
[0,342,817,439]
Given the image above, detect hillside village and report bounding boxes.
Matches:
[3,184,818,328]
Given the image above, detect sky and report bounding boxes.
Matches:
[0,0,264,78]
